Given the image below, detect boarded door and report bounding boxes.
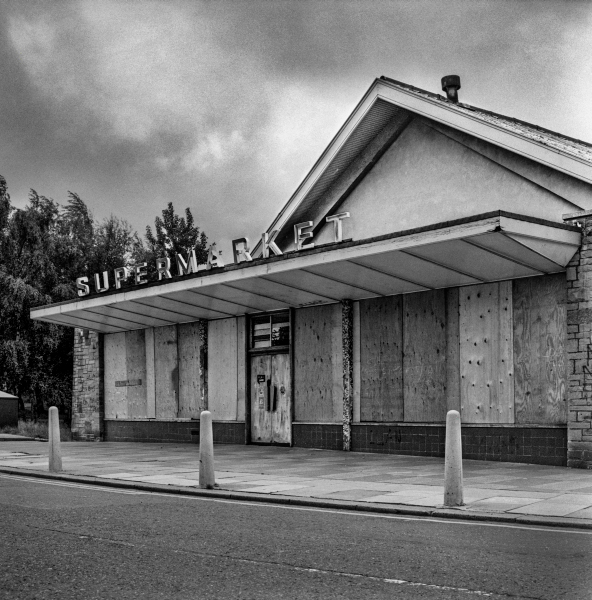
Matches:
[250,354,291,444]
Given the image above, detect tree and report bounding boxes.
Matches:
[145,202,208,267]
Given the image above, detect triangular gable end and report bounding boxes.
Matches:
[261,77,592,256]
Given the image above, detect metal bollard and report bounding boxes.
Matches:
[444,409,463,507]
[48,406,62,473]
[199,410,215,489]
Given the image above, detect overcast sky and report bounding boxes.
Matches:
[2,0,592,253]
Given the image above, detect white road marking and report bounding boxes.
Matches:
[2,472,592,535]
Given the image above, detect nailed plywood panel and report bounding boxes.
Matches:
[125,330,147,418]
[250,354,272,443]
[236,316,247,422]
[178,321,202,419]
[154,325,179,418]
[208,318,238,420]
[403,290,447,422]
[104,333,128,419]
[446,288,461,413]
[513,274,567,424]
[460,282,514,424]
[360,296,403,422]
[272,353,291,444]
[294,304,342,422]
[145,328,156,418]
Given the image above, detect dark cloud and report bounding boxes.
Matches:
[0,0,591,255]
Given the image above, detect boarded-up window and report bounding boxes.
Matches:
[403,290,447,422]
[208,318,238,420]
[154,325,179,418]
[178,322,202,419]
[513,274,567,424]
[360,296,403,422]
[294,304,343,422]
[459,281,514,423]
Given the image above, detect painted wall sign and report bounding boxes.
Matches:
[76,212,351,297]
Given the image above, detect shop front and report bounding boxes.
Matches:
[31,76,592,467]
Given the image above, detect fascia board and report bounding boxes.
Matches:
[377,80,592,185]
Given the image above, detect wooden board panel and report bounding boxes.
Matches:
[145,328,156,418]
[272,353,291,444]
[236,316,247,422]
[513,274,567,424]
[178,321,202,419]
[208,318,238,420]
[360,295,404,422]
[403,290,447,422]
[446,288,461,412]
[104,333,127,419]
[352,301,361,423]
[250,354,272,443]
[294,304,342,422]
[125,330,147,418]
[154,325,179,418]
[460,281,514,424]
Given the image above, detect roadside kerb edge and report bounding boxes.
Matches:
[1,466,591,531]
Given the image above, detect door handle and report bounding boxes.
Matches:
[272,385,278,412]
[266,379,271,411]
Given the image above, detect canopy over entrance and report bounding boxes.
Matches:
[30,211,580,334]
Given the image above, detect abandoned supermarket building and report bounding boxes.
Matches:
[31,75,592,469]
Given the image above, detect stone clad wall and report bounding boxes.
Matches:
[567,217,592,467]
[71,328,104,441]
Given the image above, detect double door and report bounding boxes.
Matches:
[250,353,291,445]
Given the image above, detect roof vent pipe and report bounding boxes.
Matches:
[441,75,461,103]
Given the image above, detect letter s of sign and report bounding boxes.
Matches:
[76,277,90,297]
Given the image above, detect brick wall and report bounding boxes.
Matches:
[567,217,592,468]
[71,328,104,441]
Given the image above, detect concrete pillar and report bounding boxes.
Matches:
[567,215,592,467]
[71,328,104,441]
[48,406,62,472]
[199,410,215,489]
[444,410,463,507]
[342,300,353,451]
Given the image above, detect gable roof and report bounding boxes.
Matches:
[258,76,592,255]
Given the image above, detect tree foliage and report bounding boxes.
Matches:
[0,176,206,422]
[145,202,208,265]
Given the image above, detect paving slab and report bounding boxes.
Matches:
[2,441,592,526]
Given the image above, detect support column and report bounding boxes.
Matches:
[342,300,353,451]
[567,216,592,467]
[199,319,209,412]
[71,328,104,441]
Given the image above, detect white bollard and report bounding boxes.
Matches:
[444,409,463,507]
[199,410,215,489]
[48,406,62,473]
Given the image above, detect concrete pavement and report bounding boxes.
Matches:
[3,441,592,527]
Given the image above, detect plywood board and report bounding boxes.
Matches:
[104,333,128,419]
[125,330,147,418]
[460,281,514,424]
[250,354,272,443]
[513,274,567,424]
[360,295,404,422]
[178,321,202,419]
[403,290,447,422]
[145,328,156,418]
[294,304,342,422]
[236,316,247,422]
[446,288,461,412]
[154,325,179,418]
[271,353,291,444]
[208,318,238,420]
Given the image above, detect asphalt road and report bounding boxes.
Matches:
[1,474,591,599]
